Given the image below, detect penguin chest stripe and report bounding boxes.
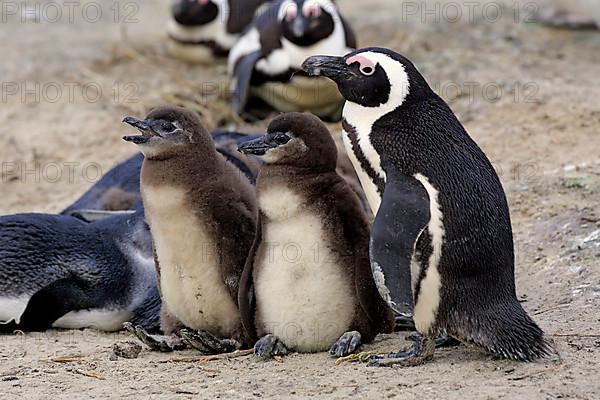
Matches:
[254,197,355,352]
[143,185,239,334]
[412,174,445,333]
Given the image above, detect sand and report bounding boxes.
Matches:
[0,1,599,399]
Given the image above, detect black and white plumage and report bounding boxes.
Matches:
[167,0,269,63]
[303,47,554,365]
[0,208,159,332]
[228,0,356,120]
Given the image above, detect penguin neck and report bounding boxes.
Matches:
[140,144,222,189]
[257,163,340,200]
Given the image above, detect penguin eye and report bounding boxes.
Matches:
[273,132,291,144]
[359,65,375,76]
[154,120,182,135]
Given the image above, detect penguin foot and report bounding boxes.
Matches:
[367,335,436,367]
[179,329,241,354]
[406,331,461,348]
[329,331,362,357]
[123,322,187,352]
[253,334,288,359]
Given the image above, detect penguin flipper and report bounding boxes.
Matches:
[12,277,98,332]
[370,169,430,324]
[238,212,263,344]
[66,209,136,223]
[337,184,394,337]
[232,50,263,116]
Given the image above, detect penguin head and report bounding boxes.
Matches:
[238,112,337,170]
[278,0,337,46]
[171,0,219,26]
[301,47,432,110]
[123,106,211,159]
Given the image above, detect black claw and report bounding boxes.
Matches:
[124,322,185,352]
[254,334,288,359]
[179,329,241,354]
[367,335,435,367]
[330,331,362,357]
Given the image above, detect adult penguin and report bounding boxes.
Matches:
[167,0,269,63]
[302,47,554,366]
[228,0,356,120]
[0,207,160,332]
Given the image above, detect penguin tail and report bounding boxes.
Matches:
[451,301,557,362]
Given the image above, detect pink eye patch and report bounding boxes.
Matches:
[303,5,321,18]
[346,55,376,75]
[197,0,210,5]
[284,6,298,21]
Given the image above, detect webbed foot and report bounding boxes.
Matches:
[367,334,435,367]
[407,331,461,348]
[329,331,362,357]
[179,328,241,354]
[253,334,288,359]
[123,322,187,352]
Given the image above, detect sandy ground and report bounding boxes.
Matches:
[1,0,599,398]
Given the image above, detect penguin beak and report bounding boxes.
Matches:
[301,55,355,82]
[237,132,291,156]
[122,116,153,144]
[292,16,308,37]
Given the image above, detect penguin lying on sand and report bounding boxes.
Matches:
[238,113,394,358]
[167,0,269,63]
[122,106,257,353]
[228,0,356,120]
[302,48,554,366]
[63,131,262,215]
[0,207,160,332]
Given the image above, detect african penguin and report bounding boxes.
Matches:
[0,207,160,333]
[63,131,263,215]
[228,0,356,120]
[122,106,257,353]
[302,48,554,365]
[237,112,394,358]
[167,0,270,63]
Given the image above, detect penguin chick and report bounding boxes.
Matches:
[238,112,393,358]
[303,48,555,365]
[228,0,356,121]
[123,106,257,353]
[0,208,159,333]
[167,0,269,63]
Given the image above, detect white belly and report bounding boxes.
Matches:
[255,187,355,352]
[0,296,29,325]
[342,130,382,214]
[251,76,343,118]
[143,185,240,337]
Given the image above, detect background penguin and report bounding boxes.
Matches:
[237,112,394,358]
[302,48,554,365]
[122,105,257,353]
[228,0,356,120]
[62,130,263,215]
[537,0,600,30]
[0,206,160,333]
[167,0,270,63]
